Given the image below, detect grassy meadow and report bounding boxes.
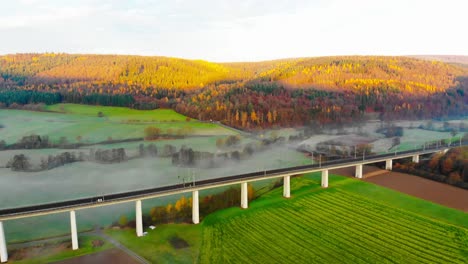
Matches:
[0,104,236,144]
[105,224,202,264]
[45,104,189,122]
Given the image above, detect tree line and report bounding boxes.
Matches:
[114,182,257,228]
[394,143,468,189]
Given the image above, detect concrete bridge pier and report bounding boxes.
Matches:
[70,211,79,250]
[192,190,199,224]
[355,164,363,179]
[321,170,329,188]
[385,159,392,170]
[0,221,7,263]
[412,155,419,163]
[283,176,291,198]
[241,182,248,209]
[136,200,143,237]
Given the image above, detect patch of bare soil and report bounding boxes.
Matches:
[52,248,139,264]
[9,241,71,261]
[365,171,468,212]
[169,236,189,249]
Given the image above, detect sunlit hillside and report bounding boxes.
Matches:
[0,54,236,91]
[1,54,467,128]
[1,54,466,94]
[241,56,466,94]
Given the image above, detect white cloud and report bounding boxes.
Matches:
[0,0,467,60]
[0,6,96,30]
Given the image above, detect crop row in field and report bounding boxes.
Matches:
[199,186,468,263]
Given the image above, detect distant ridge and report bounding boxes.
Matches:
[1,54,466,92]
[409,55,468,65]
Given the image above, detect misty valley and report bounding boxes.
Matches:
[0,105,466,244]
[1,54,467,263]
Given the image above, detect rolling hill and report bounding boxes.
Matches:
[1,54,467,128]
[1,54,466,93]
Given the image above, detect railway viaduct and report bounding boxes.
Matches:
[0,143,464,263]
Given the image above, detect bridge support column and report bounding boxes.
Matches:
[385,159,392,170]
[355,164,363,179]
[241,182,248,209]
[136,200,143,237]
[412,155,419,163]
[70,211,79,250]
[192,191,199,224]
[321,170,329,188]
[0,221,7,263]
[283,176,291,198]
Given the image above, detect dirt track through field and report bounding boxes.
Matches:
[331,166,468,212]
[53,248,139,264]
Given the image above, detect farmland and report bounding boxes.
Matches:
[198,175,468,263]
[104,174,468,263]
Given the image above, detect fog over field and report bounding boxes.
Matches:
[0,145,308,209]
[0,106,465,243]
[0,139,309,242]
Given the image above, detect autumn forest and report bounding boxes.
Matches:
[1,54,467,129]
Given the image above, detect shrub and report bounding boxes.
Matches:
[118,215,128,227]
[144,126,161,140]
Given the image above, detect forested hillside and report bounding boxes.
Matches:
[1,54,467,129]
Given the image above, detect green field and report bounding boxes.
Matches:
[0,104,237,144]
[103,174,468,263]
[45,104,189,122]
[105,224,201,264]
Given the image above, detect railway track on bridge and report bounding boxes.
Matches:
[1,142,466,220]
[0,142,467,262]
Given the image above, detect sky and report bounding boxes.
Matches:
[1,0,467,62]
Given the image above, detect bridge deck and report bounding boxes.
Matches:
[0,144,463,221]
